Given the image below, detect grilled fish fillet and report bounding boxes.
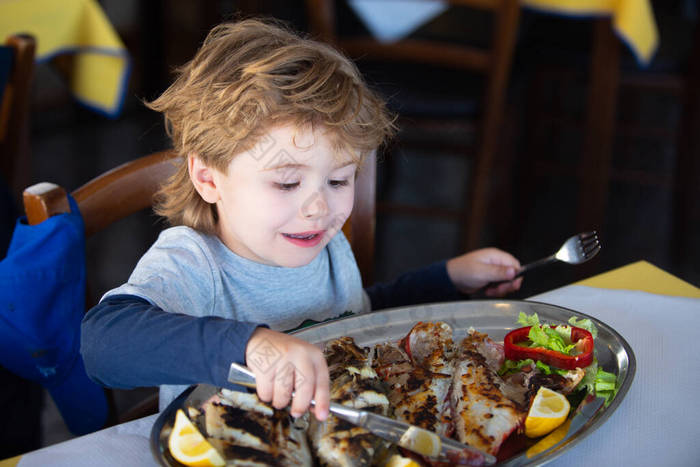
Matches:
[309,337,391,467]
[463,329,532,406]
[399,321,455,374]
[202,389,312,466]
[451,335,525,456]
[374,324,453,437]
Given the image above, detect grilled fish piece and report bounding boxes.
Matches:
[373,341,453,438]
[461,329,505,373]
[399,322,455,374]
[201,389,312,466]
[451,336,525,456]
[309,337,391,467]
[463,329,531,406]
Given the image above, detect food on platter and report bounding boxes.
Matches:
[308,337,392,466]
[385,454,422,467]
[523,387,571,438]
[189,390,312,466]
[374,322,523,458]
[449,329,524,456]
[373,322,454,438]
[168,409,225,467]
[499,313,619,407]
[172,314,618,466]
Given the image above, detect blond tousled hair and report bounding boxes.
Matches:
[148,18,395,233]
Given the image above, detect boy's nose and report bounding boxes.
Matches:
[300,191,328,219]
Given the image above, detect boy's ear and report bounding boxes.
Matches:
[188,154,220,204]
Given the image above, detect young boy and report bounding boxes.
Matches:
[81,19,522,422]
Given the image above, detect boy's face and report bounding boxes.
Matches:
[190,125,357,268]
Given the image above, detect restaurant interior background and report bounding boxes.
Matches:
[2,0,698,456]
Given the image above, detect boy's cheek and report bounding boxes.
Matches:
[335,201,354,226]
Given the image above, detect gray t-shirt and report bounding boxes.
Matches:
[104,226,370,408]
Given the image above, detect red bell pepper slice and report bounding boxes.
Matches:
[503,325,594,370]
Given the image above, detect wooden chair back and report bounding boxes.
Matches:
[24,150,179,235]
[306,0,520,251]
[0,34,36,199]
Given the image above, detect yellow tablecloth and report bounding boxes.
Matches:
[521,0,658,65]
[0,0,129,118]
[575,260,700,298]
[0,456,18,467]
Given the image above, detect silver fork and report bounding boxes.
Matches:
[478,232,600,294]
[516,231,601,277]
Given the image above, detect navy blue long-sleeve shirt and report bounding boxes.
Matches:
[81,260,466,392]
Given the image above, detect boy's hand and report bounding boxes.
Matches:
[446,247,523,297]
[245,328,330,421]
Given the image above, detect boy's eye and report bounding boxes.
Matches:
[329,179,349,188]
[274,182,300,191]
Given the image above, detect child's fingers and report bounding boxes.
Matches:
[478,247,521,269]
[253,370,274,403]
[271,367,295,410]
[310,358,330,421]
[289,360,315,418]
[485,276,523,297]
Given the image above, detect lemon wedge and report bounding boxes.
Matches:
[526,419,572,458]
[385,453,422,467]
[524,387,571,438]
[168,409,225,467]
[398,426,441,457]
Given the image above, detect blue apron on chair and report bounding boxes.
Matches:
[0,195,108,435]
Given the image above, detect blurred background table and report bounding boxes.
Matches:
[0,0,129,118]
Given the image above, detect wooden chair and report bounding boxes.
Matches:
[0,34,35,201]
[306,0,520,252]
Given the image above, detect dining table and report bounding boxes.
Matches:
[0,259,697,466]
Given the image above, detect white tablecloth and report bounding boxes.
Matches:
[17,285,700,466]
[530,285,700,466]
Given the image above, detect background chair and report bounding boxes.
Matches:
[0,34,35,203]
[0,34,38,457]
[306,0,520,257]
[22,147,378,425]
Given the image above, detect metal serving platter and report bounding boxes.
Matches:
[151,299,636,466]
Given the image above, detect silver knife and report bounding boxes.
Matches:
[228,362,496,466]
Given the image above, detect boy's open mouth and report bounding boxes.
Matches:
[282,231,325,248]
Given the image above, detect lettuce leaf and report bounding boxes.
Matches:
[568,316,598,338]
[595,367,619,406]
[516,313,578,355]
[575,359,618,406]
[577,359,598,393]
[535,360,553,375]
[517,312,541,327]
[498,358,569,377]
[498,358,536,376]
[526,320,576,355]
